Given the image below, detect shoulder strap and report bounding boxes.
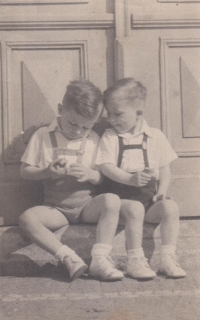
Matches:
[77,137,87,164]
[117,133,149,168]
[117,136,124,168]
[49,131,58,148]
[142,133,149,168]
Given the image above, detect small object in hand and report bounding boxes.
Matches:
[54,158,67,170]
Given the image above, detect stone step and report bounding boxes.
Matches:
[0,220,200,276]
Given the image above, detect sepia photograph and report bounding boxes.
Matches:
[0,0,200,319]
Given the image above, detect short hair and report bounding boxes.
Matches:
[103,78,147,107]
[62,79,103,118]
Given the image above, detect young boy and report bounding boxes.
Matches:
[19,79,124,281]
[96,78,186,279]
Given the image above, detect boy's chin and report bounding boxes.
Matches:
[66,133,87,140]
[113,127,126,134]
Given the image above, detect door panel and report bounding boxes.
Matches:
[2,41,86,165]
[161,39,200,157]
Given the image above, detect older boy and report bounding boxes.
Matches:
[19,79,124,281]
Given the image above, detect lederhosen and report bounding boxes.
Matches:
[102,133,157,211]
[43,131,96,223]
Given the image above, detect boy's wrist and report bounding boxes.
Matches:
[128,173,137,186]
[88,168,100,184]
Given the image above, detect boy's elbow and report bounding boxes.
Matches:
[20,168,26,180]
[20,164,29,180]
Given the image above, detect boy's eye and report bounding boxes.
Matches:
[68,120,76,126]
[107,112,122,117]
[83,126,91,130]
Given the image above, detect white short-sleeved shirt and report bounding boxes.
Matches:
[96,119,178,179]
[21,118,100,169]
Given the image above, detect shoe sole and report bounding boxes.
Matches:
[89,275,124,281]
[89,272,124,282]
[157,270,186,278]
[70,264,88,281]
[126,274,156,280]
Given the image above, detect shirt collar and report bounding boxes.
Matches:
[118,119,153,139]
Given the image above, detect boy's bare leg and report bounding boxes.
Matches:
[81,193,124,280]
[120,199,156,279]
[19,205,88,280]
[120,199,145,250]
[81,193,121,245]
[145,199,186,278]
[145,199,180,246]
[19,205,69,255]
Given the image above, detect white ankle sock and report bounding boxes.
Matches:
[55,245,76,262]
[127,247,144,258]
[161,245,176,256]
[91,243,112,256]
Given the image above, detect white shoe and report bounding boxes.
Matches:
[158,254,186,278]
[127,256,156,279]
[89,255,124,281]
[63,254,88,281]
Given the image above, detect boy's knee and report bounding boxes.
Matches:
[161,199,179,220]
[19,209,36,229]
[100,193,121,212]
[123,201,145,220]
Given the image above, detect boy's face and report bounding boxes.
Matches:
[106,98,144,134]
[60,105,101,140]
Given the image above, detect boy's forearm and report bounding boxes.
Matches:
[20,164,49,181]
[157,165,171,197]
[88,169,103,185]
[100,163,133,185]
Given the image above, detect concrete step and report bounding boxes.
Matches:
[0,220,200,276]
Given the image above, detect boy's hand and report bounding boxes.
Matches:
[152,194,172,202]
[143,167,156,179]
[45,158,67,179]
[130,171,151,187]
[68,164,92,182]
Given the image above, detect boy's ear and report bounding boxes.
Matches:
[58,103,63,115]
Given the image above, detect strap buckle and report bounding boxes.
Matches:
[76,149,84,156]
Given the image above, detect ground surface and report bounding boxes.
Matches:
[1,220,200,320]
[0,267,200,320]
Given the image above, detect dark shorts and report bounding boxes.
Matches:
[98,177,157,212]
[45,198,92,224]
